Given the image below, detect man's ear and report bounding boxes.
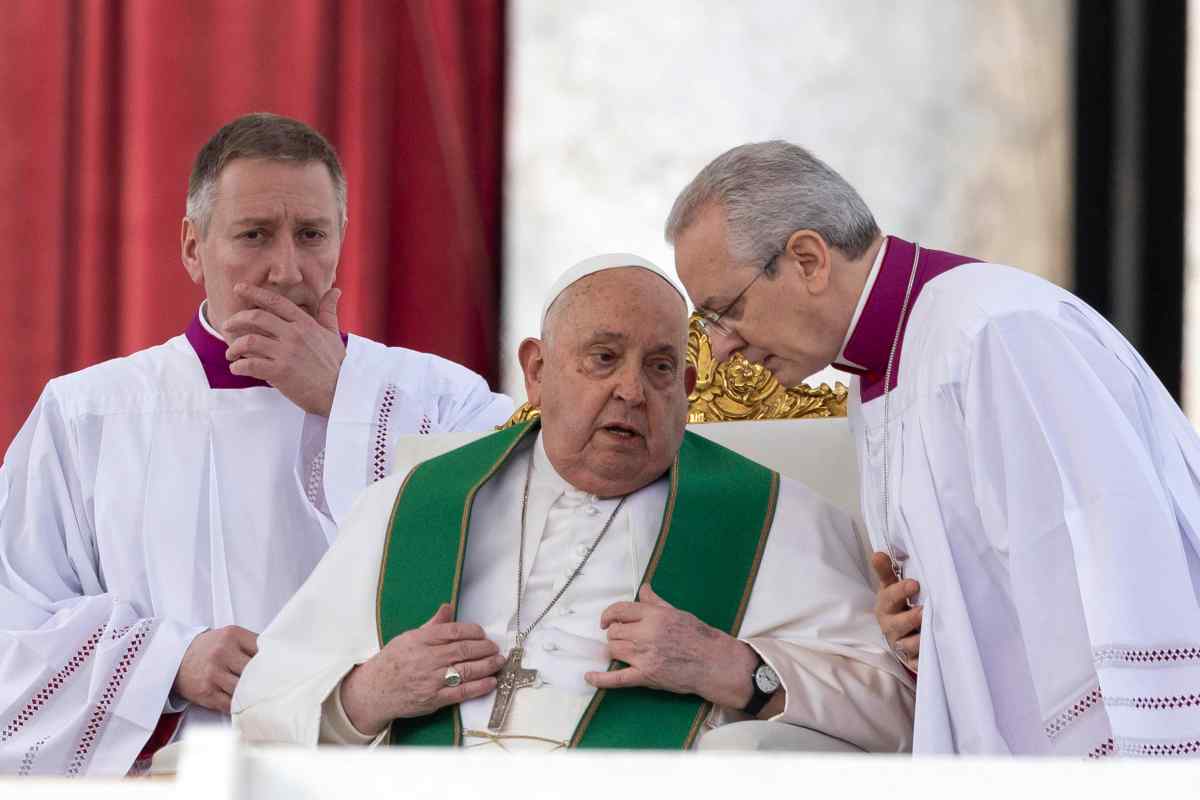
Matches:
[683,364,697,396]
[783,229,832,295]
[181,218,204,285]
[517,337,546,408]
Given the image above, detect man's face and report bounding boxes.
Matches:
[181,158,342,334]
[673,203,839,386]
[521,268,695,498]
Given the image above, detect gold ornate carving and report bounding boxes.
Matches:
[500,401,543,428]
[685,314,847,422]
[499,314,847,429]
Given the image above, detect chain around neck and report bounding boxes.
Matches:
[880,243,921,583]
[514,445,628,645]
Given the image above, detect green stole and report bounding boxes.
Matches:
[375,420,779,749]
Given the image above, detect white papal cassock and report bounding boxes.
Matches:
[232,431,917,752]
[0,305,512,776]
[838,236,1200,756]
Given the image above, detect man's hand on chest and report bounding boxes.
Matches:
[584,584,763,711]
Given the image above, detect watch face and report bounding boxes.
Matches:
[754,663,781,694]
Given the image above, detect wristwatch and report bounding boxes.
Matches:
[742,658,781,716]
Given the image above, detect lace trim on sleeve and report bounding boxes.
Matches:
[1044,685,1103,741]
[66,619,157,777]
[1117,737,1200,757]
[18,737,49,776]
[1104,693,1200,710]
[1094,645,1200,667]
[370,384,434,483]
[306,448,326,507]
[1,623,107,744]
[371,385,397,483]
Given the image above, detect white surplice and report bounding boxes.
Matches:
[848,255,1200,756]
[233,432,916,753]
[0,307,512,776]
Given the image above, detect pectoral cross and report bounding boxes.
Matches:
[487,646,538,732]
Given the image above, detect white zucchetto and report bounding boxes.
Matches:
[540,253,686,326]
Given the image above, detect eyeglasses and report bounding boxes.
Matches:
[695,250,779,338]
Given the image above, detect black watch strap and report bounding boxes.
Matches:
[742,658,774,716]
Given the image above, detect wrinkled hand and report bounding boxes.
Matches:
[340,604,504,737]
[871,552,922,673]
[174,626,259,714]
[586,585,758,709]
[223,284,346,416]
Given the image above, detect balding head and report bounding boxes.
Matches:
[518,267,695,497]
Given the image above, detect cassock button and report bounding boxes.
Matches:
[583,505,600,516]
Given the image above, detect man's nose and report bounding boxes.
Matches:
[267,237,303,286]
[613,364,647,405]
[707,326,745,362]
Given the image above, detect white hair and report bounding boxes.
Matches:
[665,140,880,266]
[184,180,219,235]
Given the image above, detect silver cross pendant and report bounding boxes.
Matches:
[487,646,539,732]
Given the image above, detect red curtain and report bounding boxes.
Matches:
[0,0,506,450]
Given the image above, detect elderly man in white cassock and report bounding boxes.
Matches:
[0,113,512,776]
[667,141,1200,756]
[232,254,915,752]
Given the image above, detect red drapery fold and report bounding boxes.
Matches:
[0,0,505,449]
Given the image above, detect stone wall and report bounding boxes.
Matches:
[502,0,1072,396]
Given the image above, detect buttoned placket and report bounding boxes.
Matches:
[520,439,629,683]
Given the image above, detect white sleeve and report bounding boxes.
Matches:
[232,474,401,746]
[963,307,1200,752]
[315,336,513,523]
[318,681,385,746]
[0,387,202,777]
[727,478,916,752]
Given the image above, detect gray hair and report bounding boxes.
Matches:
[664,141,880,266]
[186,112,348,236]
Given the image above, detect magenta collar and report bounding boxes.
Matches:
[184,310,348,390]
[185,313,269,389]
[832,237,978,402]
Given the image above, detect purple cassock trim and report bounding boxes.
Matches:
[184,311,349,390]
[833,237,979,403]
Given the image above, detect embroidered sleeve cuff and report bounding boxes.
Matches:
[323,336,388,523]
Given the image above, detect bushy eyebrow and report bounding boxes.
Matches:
[582,329,626,345]
[582,330,681,358]
[644,343,681,358]
[230,215,334,229]
[294,216,334,229]
[230,216,277,228]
